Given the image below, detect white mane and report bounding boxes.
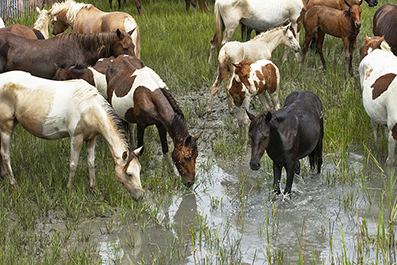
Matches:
[50,0,92,24]
[252,25,289,41]
[380,40,393,54]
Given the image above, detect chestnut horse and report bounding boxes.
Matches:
[207,24,300,113]
[301,1,362,78]
[209,0,304,63]
[373,3,397,56]
[0,70,144,200]
[106,55,202,187]
[359,36,397,166]
[50,0,141,58]
[0,29,135,79]
[248,91,323,195]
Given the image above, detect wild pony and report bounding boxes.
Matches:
[373,3,397,56]
[49,0,141,58]
[0,24,44,39]
[0,71,144,200]
[248,91,323,195]
[359,36,397,166]
[304,0,376,10]
[207,24,300,113]
[301,1,362,78]
[0,29,135,79]
[228,59,281,142]
[34,7,51,39]
[209,0,304,63]
[106,55,202,187]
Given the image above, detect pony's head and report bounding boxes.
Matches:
[231,59,255,94]
[247,110,272,171]
[172,132,202,188]
[108,29,136,58]
[345,0,363,29]
[359,35,392,61]
[365,0,377,7]
[114,147,144,200]
[280,23,301,53]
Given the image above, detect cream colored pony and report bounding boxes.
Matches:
[34,7,51,39]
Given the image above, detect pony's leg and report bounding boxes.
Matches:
[344,40,354,78]
[301,31,315,65]
[284,162,296,194]
[371,120,379,141]
[86,137,97,189]
[136,124,146,153]
[273,162,282,194]
[156,124,177,178]
[68,136,83,188]
[128,123,136,149]
[226,88,234,113]
[257,92,272,110]
[316,30,326,70]
[386,130,396,166]
[242,96,252,143]
[207,69,222,112]
[0,131,16,186]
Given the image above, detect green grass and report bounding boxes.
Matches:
[1,0,397,263]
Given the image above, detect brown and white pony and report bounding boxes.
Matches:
[0,70,144,200]
[50,0,141,58]
[0,29,135,79]
[106,55,201,187]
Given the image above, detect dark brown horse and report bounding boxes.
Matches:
[373,3,397,56]
[0,29,135,79]
[106,55,202,187]
[0,24,44,39]
[301,0,362,78]
[248,91,323,195]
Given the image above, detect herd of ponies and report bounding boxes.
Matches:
[0,0,396,199]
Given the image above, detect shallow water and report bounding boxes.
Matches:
[63,149,396,264]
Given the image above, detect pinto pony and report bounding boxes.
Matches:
[0,71,144,200]
[209,0,304,62]
[207,24,300,113]
[0,29,135,79]
[301,0,363,78]
[50,0,141,58]
[228,59,281,141]
[373,3,397,56]
[106,55,201,187]
[359,36,397,166]
[248,91,323,195]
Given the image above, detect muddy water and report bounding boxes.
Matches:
[59,147,394,264]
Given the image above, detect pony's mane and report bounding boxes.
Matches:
[33,9,50,29]
[253,25,288,41]
[380,40,393,53]
[55,32,117,52]
[51,0,92,24]
[160,88,189,138]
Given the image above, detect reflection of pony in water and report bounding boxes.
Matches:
[50,0,141,58]
[0,71,144,200]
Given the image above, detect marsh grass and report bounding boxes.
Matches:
[1,0,397,263]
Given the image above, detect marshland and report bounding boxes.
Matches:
[1,0,397,264]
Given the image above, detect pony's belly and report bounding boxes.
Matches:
[362,87,387,125]
[111,93,134,121]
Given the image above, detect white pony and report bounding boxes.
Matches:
[359,35,397,165]
[209,0,304,62]
[207,24,300,113]
[228,59,281,141]
[34,7,51,39]
[0,71,144,199]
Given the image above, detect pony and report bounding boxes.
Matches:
[373,3,397,56]
[34,7,51,39]
[228,59,280,142]
[248,91,323,195]
[49,0,141,58]
[301,1,362,78]
[359,36,397,166]
[209,0,304,62]
[106,55,202,187]
[304,0,376,9]
[0,70,144,200]
[207,24,300,113]
[0,29,135,79]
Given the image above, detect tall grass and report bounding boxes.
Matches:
[1,0,396,263]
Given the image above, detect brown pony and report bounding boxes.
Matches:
[373,3,397,56]
[304,0,376,9]
[0,24,44,39]
[50,0,141,58]
[301,1,362,78]
[106,55,202,187]
[0,29,135,79]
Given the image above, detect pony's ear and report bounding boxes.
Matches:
[128,28,136,36]
[246,110,256,121]
[193,132,202,141]
[359,0,363,5]
[365,35,370,42]
[133,146,143,157]
[344,0,351,7]
[265,111,272,122]
[116,29,122,38]
[35,6,40,14]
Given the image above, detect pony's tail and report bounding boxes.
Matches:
[33,29,45,39]
[160,88,184,120]
[214,2,225,55]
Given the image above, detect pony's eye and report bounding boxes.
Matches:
[184,157,191,162]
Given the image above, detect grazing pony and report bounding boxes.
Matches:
[228,59,281,141]
[301,1,362,78]
[50,0,141,58]
[106,55,202,187]
[359,36,397,166]
[209,0,304,62]
[207,24,300,113]
[373,3,397,56]
[0,71,144,200]
[248,91,323,195]
[0,29,135,79]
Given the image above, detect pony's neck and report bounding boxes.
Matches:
[256,30,284,56]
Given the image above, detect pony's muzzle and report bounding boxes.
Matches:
[355,22,362,29]
[250,161,261,171]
